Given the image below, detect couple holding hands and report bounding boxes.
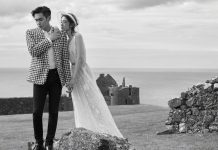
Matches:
[26,6,123,150]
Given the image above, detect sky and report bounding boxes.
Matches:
[0,0,217,69]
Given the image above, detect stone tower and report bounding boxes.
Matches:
[122,77,125,87]
[108,86,119,105]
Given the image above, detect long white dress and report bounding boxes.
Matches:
[68,32,123,138]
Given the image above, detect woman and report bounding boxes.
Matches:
[61,12,123,138]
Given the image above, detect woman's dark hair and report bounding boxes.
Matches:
[62,13,78,34]
[31,6,51,18]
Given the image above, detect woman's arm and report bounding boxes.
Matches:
[69,33,86,85]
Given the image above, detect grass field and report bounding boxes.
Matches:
[1,104,218,150]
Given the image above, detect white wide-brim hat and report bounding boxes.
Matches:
[58,11,78,26]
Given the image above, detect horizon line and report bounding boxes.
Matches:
[0,67,218,70]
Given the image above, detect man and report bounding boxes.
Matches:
[26,6,71,150]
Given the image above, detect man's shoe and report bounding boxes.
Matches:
[33,143,45,150]
[45,144,53,150]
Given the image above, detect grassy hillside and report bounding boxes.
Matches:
[1,105,218,150]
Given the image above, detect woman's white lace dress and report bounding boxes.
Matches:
[68,32,123,138]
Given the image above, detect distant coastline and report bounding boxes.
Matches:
[1,68,218,107]
[93,67,218,73]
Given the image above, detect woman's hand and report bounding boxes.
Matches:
[66,79,75,93]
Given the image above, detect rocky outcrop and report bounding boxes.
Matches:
[56,128,134,150]
[165,77,218,133]
[28,128,134,150]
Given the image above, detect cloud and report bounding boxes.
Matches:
[0,0,217,52]
[0,0,116,29]
[118,0,176,10]
[0,0,44,17]
[113,0,217,10]
[0,0,45,28]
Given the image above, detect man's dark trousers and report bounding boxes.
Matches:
[33,68,62,145]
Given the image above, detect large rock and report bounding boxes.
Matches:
[168,98,182,109]
[28,128,134,150]
[206,77,218,84]
[56,128,134,150]
[186,97,195,107]
[181,92,188,99]
[214,83,218,91]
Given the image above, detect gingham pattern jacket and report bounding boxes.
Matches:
[26,27,71,86]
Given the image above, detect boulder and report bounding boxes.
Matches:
[186,97,195,107]
[57,128,134,150]
[209,123,218,132]
[168,98,182,109]
[179,123,187,133]
[28,128,134,150]
[181,92,188,99]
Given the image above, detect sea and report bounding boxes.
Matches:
[0,68,218,107]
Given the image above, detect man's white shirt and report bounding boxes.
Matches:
[43,27,56,69]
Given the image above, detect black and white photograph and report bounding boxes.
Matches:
[0,0,218,150]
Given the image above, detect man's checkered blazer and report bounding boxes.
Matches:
[26,27,71,86]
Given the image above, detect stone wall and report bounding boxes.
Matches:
[0,95,73,115]
[165,77,218,133]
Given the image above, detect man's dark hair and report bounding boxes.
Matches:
[31,6,51,18]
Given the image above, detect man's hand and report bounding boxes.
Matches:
[48,27,61,41]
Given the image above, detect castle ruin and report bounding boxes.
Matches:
[96,74,140,105]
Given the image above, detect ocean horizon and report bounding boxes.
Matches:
[0,67,218,107]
